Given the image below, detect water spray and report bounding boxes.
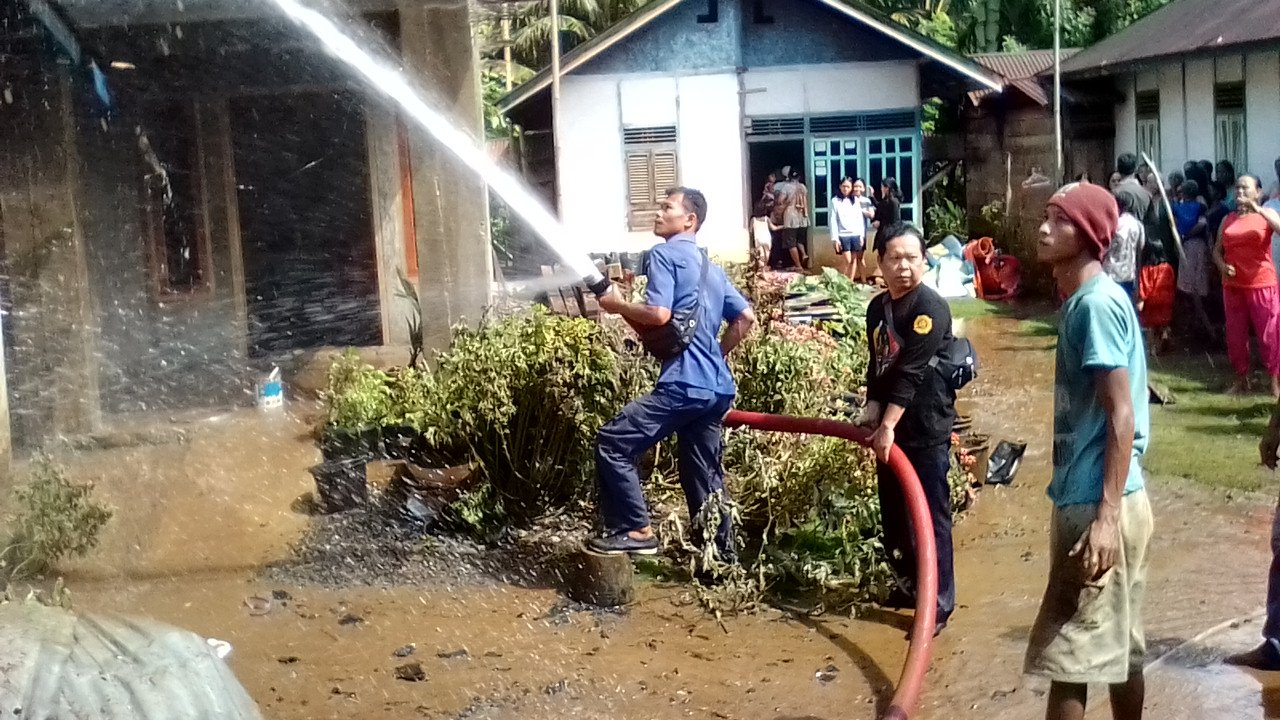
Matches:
[266,0,613,297]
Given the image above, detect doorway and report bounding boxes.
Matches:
[231,90,381,357]
[747,139,806,267]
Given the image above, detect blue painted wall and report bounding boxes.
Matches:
[576,0,919,76]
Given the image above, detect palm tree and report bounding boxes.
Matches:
[476,0,648,80]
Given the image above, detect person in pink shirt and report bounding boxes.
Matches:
[1212,174,1280,397]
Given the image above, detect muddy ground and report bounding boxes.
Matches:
[41,313,1280,719]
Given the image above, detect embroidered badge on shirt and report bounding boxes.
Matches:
[913,315,933,335]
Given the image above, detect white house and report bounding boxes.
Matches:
[497,0,1002,262]
[1061,0,1280,187]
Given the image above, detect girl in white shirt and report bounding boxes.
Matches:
[830,178,875,283]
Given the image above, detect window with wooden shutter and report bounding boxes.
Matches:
[623,126,678,231]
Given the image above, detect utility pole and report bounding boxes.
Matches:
[1053,0,1063,183]
[501,3,513,92]
[549,0,563,214]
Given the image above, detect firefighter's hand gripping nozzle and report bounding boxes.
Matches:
[585,273,613,298]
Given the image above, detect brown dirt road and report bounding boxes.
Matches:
[51,314,1280,719]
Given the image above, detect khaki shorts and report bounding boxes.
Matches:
[1024,489,1153,685]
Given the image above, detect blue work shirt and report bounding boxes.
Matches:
[1049,272,1149,507]
[645,234,750,399]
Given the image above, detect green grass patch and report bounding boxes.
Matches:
[1018,315,1059,339]
[947,298,1003,320]
[1145,355,1275,491]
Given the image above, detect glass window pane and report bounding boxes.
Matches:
[901,162,914,197]
[900,136,913,153]
[870,158,884,185]
[870,139,882,154]
[886,138,897,153]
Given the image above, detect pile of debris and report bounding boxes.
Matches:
[269,460,597,591]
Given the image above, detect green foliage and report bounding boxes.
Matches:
[474,0,647,80]
[481,69,518,140]
[323,349,393,430]
[731,332,833,417]
[386,367,438,429]
[316,289,969,612]
[428,307,642,522]
[925,197,967,243]
[1000,34,1028,52]
[395,274,425,369]
[490,197,515,269]
[865,0,1173,54]
[1,457,112,581]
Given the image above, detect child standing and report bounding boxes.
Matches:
[1172,178,1215,339]
[1134,191,1175,355]
[1104,192,1143,298]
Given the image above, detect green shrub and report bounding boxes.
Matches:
[315,289,969,613]
[427,307,641,522]
[1,457,112,581]
[323,349,393,430]
[385,367,437,429]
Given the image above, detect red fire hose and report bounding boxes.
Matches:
[723,409,937,720]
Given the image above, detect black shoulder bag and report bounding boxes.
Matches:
[639,251,710,361]
[930,336,978,390]
[887,299,978,391]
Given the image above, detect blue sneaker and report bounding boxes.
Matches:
[588,532,659,556]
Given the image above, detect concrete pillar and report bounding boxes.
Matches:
[365,103,412,346]
[0,65,101,450]
[398,0,493,352]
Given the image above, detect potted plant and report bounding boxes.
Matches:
[314,351,392,512]
[383,366,434,461]
[319,349,392,461]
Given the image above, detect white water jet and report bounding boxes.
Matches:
[267,0,605,286]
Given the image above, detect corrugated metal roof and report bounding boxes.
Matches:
[968,49,1080,106]
[1061,0,1280,76]
[972,49,1080,80]
[0,602,264,720]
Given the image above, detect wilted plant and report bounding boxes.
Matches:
[1,456,113,581]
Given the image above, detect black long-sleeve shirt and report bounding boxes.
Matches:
[872,196,903,255]
[865,284,956,448]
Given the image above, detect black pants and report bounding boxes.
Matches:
[876,441,956,622]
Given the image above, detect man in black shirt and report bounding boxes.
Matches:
[858,221,958,634]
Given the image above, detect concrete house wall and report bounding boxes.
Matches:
[1112,50,1280,181]
[551,0,926,262]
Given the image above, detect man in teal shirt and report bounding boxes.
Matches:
[1024,182,1154,720]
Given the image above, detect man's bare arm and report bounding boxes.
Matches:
[1071,367,1133,579]
[597,287,672,327]
[720,307,756,356]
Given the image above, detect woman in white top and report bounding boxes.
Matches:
[830,178,875,283]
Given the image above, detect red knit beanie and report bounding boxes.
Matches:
[1046,182,1119,261]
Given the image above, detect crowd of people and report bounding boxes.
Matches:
[754,166,904,279]
[1099,153,1280,396]
[586,157,1280,720]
